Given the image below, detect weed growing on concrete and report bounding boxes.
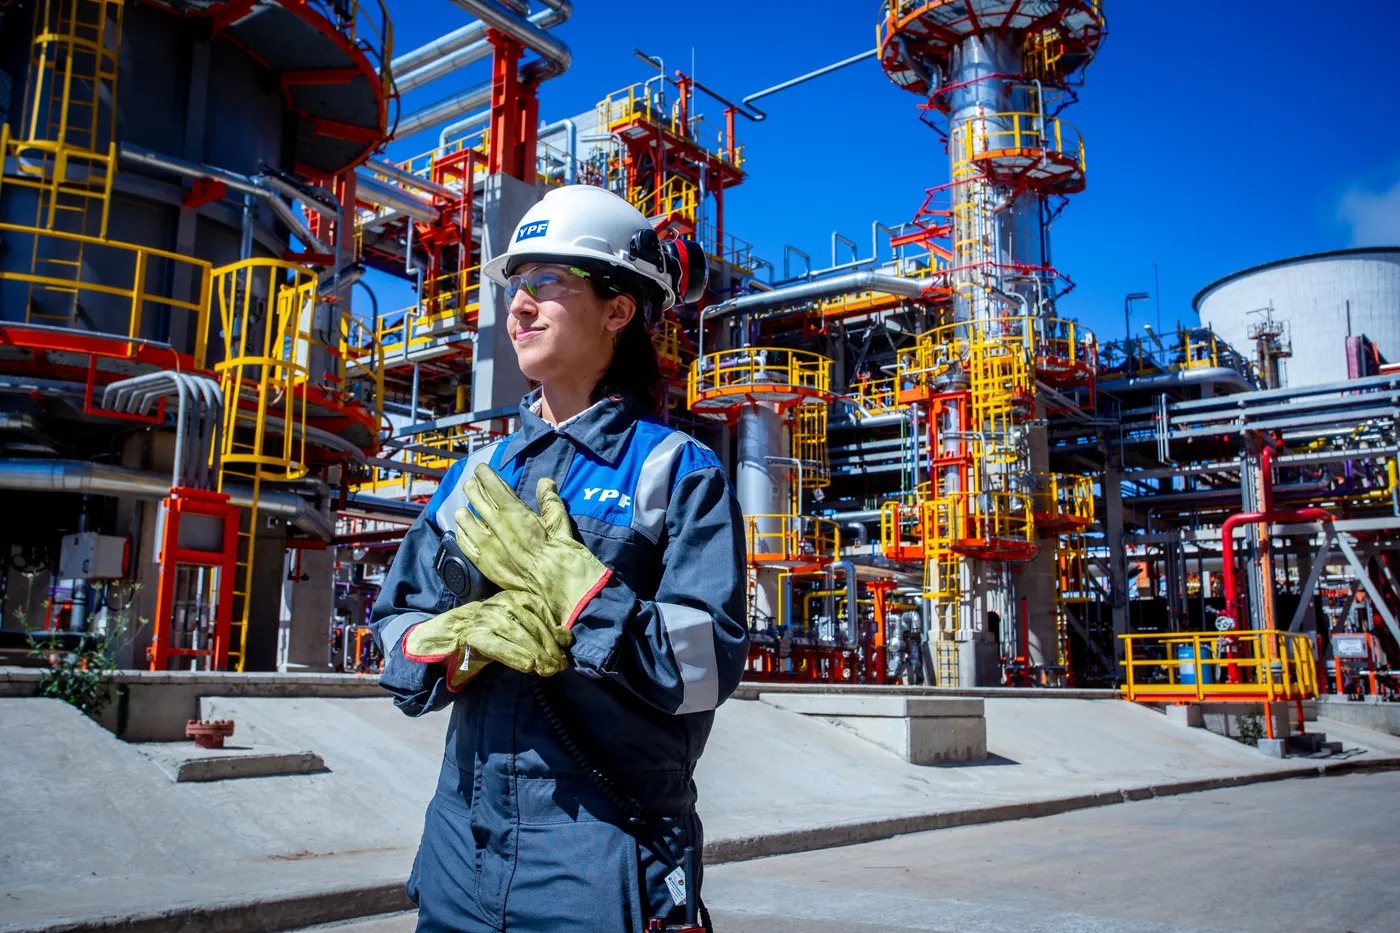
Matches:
[19,574,147,720]
[1237,710,1264,747]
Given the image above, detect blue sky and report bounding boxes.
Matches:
[383,1,1400,345]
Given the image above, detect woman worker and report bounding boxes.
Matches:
[370,184,749,932]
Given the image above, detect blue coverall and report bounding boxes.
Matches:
[370,392,749,932]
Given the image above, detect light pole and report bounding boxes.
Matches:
[1123,291,1149,368]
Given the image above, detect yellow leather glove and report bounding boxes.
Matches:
[402,590,575,690]
[455,464,612,630]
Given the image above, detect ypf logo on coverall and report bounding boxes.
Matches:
[583,487,631,509]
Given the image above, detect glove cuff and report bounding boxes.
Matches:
[564,568,613,629]
[402,626,489,692]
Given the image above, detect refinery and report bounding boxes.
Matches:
[2,1,1400,929]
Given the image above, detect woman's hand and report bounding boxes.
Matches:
[403,590,575,689]
[455,464,612,629]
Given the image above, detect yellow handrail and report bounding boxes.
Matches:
[1120,630,1319,703]
[0,221,213,364]
[745,514,841,564]
[688,347,833,410]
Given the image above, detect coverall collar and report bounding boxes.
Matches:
[502,389,642,467]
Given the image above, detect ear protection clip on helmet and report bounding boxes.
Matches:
[627,227,708,309]
[483,185,710,318]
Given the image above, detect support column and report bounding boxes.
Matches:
[1104,468,1128,673]
[471,173,536,411]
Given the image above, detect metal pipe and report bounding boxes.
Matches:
[353,171,440,224]
[365,158,456,201]
[697,271,927,359]
[438,107,492,154]
[538,117,577,184]
[1101,366,1254,395]
[390,0,530,75]
[450,0,571,77]
[397,80,494,141]
[1221,508,1332,626]
[833,560,859,644]
[0,460,333,540]
[118,144,333,255]
[741,49,877,113]
[396,4,567,93]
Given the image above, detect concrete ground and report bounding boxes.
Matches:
[299,771,1400,933]
[4,680,1400,932]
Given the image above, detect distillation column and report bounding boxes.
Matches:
[879,1,1105,683]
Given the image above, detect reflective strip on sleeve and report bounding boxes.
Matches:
[380,611,433,661]
[630,432,690,543]
[433,440,505,529]
[658,601,719,714]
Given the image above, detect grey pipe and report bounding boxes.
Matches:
[438,107,493,153]
[396,4,566,93]
[538,117,577,184]
[342,491,425,522]
[365,158,457,200]
[102,372,223,490]
[742,49,877,115]
[0,460,333,540]
[398,80,494,141]
[391,0,529,75]
[353,171,440,224]
[450,0,571,77]
[832,560,859,644]
[697,271,927,359]
[828,411,908,431]
[118,143,333,255]
[1102,366,1254,395]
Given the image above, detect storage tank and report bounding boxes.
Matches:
[1192,248,1400,388]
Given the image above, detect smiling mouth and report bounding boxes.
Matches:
[514,327,544,341]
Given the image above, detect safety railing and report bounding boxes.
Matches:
[1120,630,1320,703]
[688,347,833,411]
[951,111,1085,182]
[745,514,841,565]
[653,317,685,372]
[596,83,745,168]
[1022,0,1104,79]
[212,258,316,481]
[850,375,901,416]
[897,321,976,393]
[536,137,581,189]
[319,310,386,429]
[696,219,757,272]
[1032,473,1094,529]
[0,221,214,364]
[790,404,831,489]
[1055,532,1094,603]
[325,0,394,98]
[948,489,1036,555]
[365,267,480,363]
[629,175,698,224]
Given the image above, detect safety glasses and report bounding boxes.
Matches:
[505,265,590,302]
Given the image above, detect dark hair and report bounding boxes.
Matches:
[592,301,666,417]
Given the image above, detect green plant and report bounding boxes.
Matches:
[1237,709,1264,747]
[22,577,146,720]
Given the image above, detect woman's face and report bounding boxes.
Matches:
[506,263,634,390]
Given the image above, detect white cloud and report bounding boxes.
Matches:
[1339,178,1400,246]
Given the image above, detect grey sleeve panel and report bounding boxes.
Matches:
[369,490,460,717]
[570,465,750,714]
[433,440,505,530]
[630,432,691,544]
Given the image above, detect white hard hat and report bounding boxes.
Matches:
[481,185,676,311]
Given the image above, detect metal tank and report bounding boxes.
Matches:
[1193,248,1400,388]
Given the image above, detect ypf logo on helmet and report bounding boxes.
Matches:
[482,185,709,324]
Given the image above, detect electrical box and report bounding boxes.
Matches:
[58,533,129,581]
